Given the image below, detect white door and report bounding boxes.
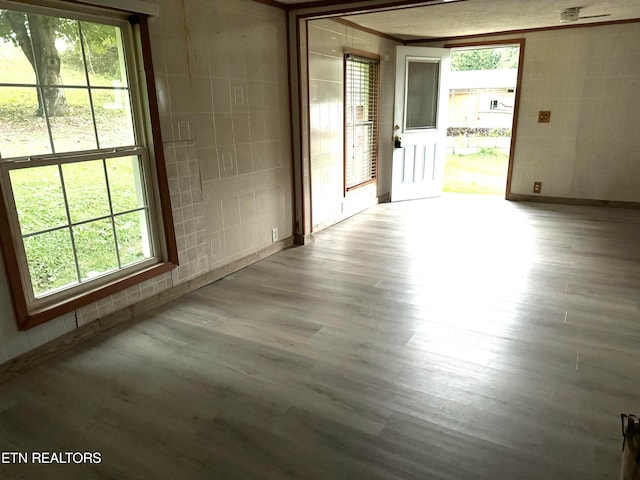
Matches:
[391,46,450,202]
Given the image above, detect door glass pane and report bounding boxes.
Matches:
[405,59,439,130]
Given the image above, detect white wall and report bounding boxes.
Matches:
[0,0,292,364]
[308,20,398,231]
[514,24,640,200]
[442,23,640,201]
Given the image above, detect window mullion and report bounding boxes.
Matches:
[102,159,122,269]
[57,164,82,284]
[2,147,144,166]
[77,21,101,150]
[21,206,149,239]
[24,15,57,156]
[39,83,57,157]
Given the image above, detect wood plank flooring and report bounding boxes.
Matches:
[1,193,639,479]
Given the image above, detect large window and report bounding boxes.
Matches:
[344,52,379,192]
[0,3,175,329]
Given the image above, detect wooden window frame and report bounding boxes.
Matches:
[0,3,177,330]
[343,49,380,195]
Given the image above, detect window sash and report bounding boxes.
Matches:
[0,7,140,161]
[1,151,159,307]
[344,54,379,192]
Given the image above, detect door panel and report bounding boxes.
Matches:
[402,146,415,183]
[392,46,449,202]
[394,142,439,200]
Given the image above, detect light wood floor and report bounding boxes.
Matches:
[1,194,639,479]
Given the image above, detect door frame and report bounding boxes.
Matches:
[288,9,527,242]
[441,38,526,200]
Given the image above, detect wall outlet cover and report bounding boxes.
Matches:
[538,111,551,123]
[533,181,542,194]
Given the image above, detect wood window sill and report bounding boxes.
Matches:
[18,262,176,330]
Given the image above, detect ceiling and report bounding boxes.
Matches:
[279,0,640,41]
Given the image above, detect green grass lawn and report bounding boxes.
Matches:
[444,147,509,196]
[10,157,149,296]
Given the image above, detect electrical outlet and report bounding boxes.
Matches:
[271,228,278,242]
[538,111,551,123]
[533,181,542,194]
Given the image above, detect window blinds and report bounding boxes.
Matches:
[345,54,379,191]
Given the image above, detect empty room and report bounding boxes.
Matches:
[0,0,639,478]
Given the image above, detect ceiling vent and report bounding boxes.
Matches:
[560,6,611,23]
[560,6,580,22]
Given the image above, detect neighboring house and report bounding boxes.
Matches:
[448,69,518,129]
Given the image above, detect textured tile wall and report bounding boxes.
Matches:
[308,19,397,231]
[0,0,292,363]
[508,24,640,201]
